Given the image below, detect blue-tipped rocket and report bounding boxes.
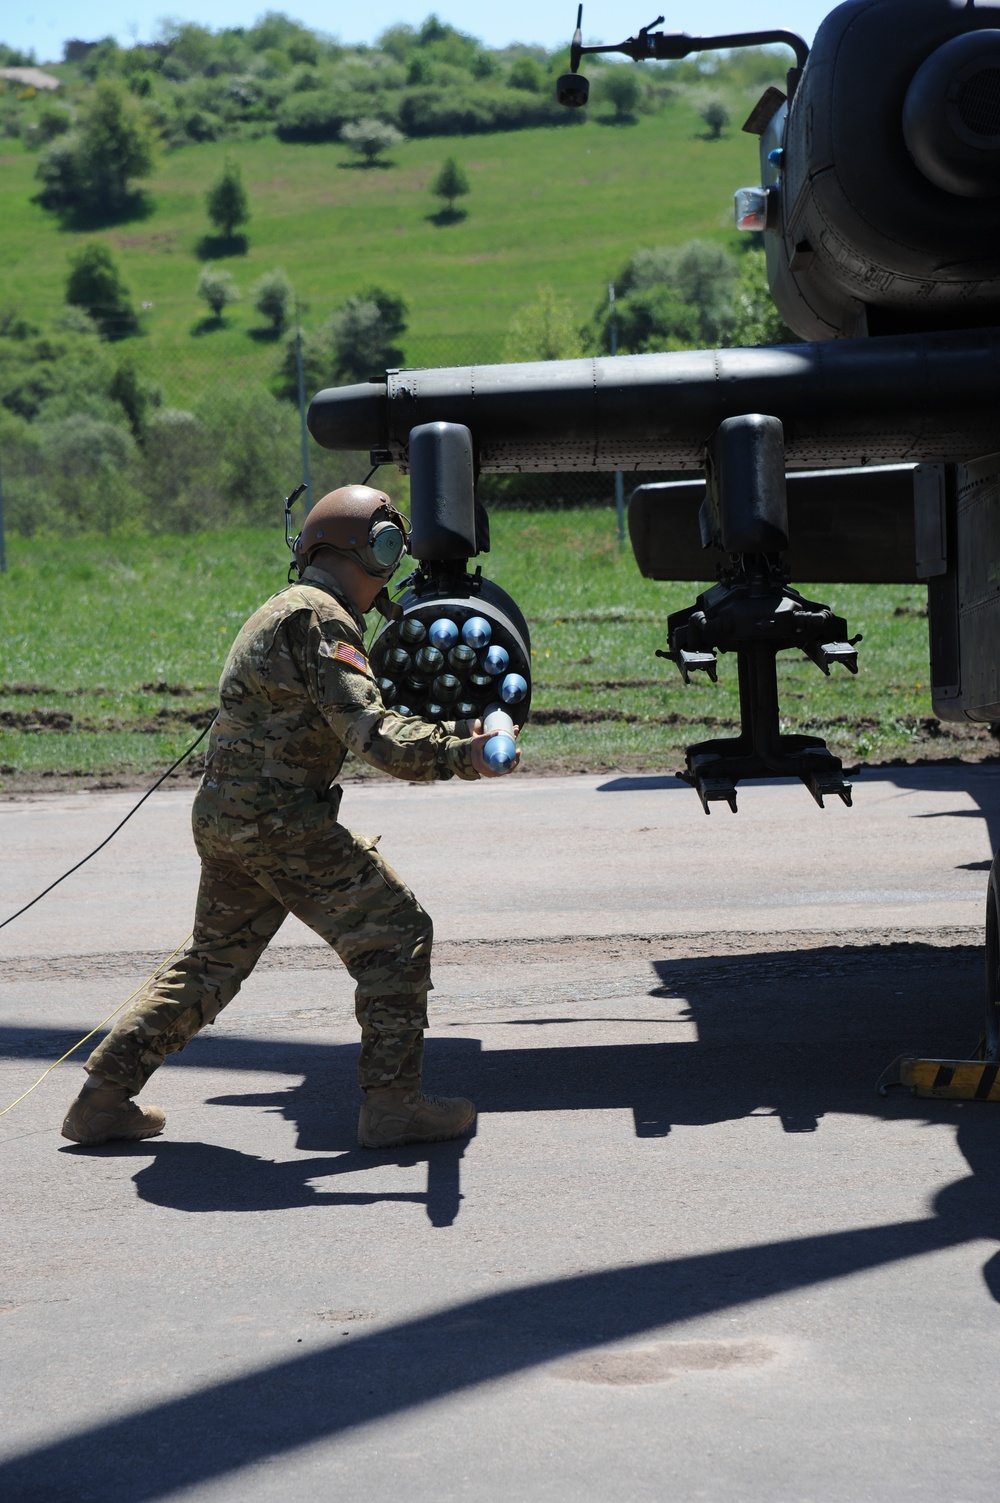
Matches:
[462,617,492,650]
[500,672,527,705]
[480,704,517,773]
[483,645,510,677]
[483,732,518,774]
[429,617,460,651]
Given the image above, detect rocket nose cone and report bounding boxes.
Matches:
[308,382,387,451]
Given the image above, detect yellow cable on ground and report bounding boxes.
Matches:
[0,934,192,1121]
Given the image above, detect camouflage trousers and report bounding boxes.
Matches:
[86,781,432,1095]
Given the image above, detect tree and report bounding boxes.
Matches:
[197,266,240,319]
[601,68,641,121]
[205,159,250,239]
[76,80,154,206]
[341,117,404,166]
[503,287,584,362]
[431,155,469,214]
[329,287,407,382]
[700,98,730,140]
[65,242,138,339]
[252,268,294,334]
[35,79,154,218]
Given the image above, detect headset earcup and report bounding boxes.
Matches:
[370,521,406,571]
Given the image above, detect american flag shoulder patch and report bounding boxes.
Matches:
[332,641,370,674]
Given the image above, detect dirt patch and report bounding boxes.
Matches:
[114,232,176,250]
[0,710,74,731]
[0,707,213,734]
[0,931,981,986]
[0,683,213,698]
[552,1339,777,1385]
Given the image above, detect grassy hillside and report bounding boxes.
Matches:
[1,516,983,792]
[1,102,761,401]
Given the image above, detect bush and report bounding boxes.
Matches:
[503,287,584,362]
[275,285,408,397]
[728,249,797,346]
[143,408,222,532]
[329,288,407,383]
[700,98,730,139]
[205,158,250,237]
[183,108,226,142]
[65,243,139,340]
[108,357,151,439]
[0,406,44,535]
[32,105,73,145]
[197,266,240,318]
[667,240,739,343]
[251,268,294,333]
[595,239,739,353]
[600,68,641,120]
[508,57,542,92]
[398,85,576,137]
[602,284,700,353]
[341,116,404,165]
[0,321,106,422]
[275,92,353,141]
[34,411,138,532]
[205,387,300,522]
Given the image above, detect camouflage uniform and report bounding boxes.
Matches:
[87,563,477,1096]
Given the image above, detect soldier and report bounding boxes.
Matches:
[61,485,516,1151]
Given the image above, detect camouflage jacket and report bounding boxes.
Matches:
[202,564,477,793]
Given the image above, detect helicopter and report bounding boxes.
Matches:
[308,0,1000,1060]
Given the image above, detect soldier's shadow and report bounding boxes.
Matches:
[126,1139,471,1224]
[113,1057,475,1227]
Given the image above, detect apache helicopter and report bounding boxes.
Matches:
[308,0,1000,1059]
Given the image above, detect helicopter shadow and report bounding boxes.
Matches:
[45,922,997,1253]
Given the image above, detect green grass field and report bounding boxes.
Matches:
[1,103,760,400]
[0,515,990,792]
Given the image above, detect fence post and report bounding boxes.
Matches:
[295,327,312,513]
[608,283,625,543]
[0,449,6,575]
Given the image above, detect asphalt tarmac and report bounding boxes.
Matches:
[1,764,999,1502]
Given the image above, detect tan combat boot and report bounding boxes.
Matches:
[358,1087,475,1149]
[61,1078,165,1146]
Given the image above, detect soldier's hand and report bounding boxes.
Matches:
[468,719,521,778]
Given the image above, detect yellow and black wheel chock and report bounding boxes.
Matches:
[895,1056,1000,1102]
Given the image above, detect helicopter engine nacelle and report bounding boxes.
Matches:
[745,0,1000,339]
